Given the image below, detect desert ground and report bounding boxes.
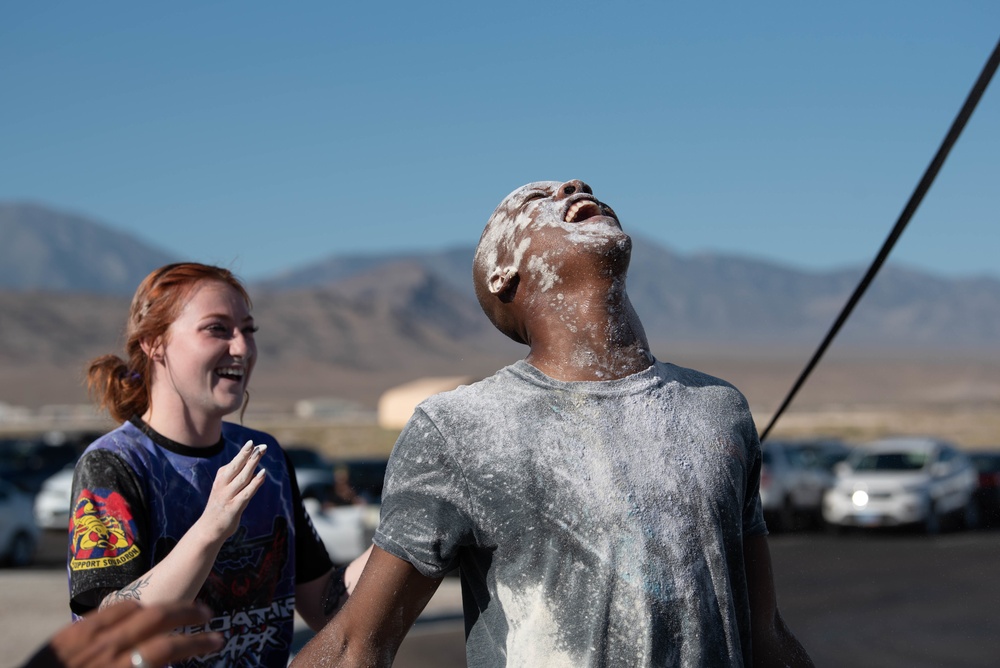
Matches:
[4,344,996,454]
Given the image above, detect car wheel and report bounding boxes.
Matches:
[923,502,941,535]
[6,531,35,568]
[772,497,795,533]
[962,500,980,531]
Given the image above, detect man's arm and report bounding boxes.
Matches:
[290,546,443,667]
[744,533,815,668]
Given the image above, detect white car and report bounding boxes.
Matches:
[303,499,380,565]
[34,465,75,530]
[760,439,848,531]
[822,437,978,533]
[0,477,40,567]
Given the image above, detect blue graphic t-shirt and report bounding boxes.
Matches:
[68,418,332,667]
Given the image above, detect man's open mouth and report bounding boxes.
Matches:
[563,198,616,224]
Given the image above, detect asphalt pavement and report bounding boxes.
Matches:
[5,529,1000,667]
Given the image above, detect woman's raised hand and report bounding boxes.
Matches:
[199,440,267,541]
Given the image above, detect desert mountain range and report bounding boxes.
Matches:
[2,202,998,412]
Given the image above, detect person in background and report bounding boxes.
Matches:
[68,262,369,667]
[292,180,813,666]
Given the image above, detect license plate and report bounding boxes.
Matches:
[855,513,881,526]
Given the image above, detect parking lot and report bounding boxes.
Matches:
[4,528,1000,667]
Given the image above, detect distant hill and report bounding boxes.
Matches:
[259,235,1000,349]
[2,200,998,374]
[1,200,998,410]
[0,202,177,294]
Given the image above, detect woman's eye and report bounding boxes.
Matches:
[243,325,259,335]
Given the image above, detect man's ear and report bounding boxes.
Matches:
[487,266,519,303]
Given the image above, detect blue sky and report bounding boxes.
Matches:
[2,2,998,281]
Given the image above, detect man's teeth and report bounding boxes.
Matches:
[564,200,603,223]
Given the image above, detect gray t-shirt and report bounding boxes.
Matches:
[374,359,766,667]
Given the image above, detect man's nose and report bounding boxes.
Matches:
[553,179,593,201]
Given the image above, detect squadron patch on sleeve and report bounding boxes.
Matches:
[70,488,140,571]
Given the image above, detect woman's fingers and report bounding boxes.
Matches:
[216,441,266,492]
[217,441,256,484]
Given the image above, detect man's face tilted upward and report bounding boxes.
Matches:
[473,179,632,341]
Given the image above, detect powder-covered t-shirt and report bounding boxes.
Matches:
[68,418,333,668]
[375,359,766,667]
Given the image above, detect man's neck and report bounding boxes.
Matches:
[523,290,653,382]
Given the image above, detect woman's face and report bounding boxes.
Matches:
[150,280,257,424]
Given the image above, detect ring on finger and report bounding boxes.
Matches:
[130,650,152,668]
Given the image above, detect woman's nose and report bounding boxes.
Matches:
[553,179,593,200]
[231,331,253,358]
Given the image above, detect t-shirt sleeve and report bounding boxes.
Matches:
[68,449,150,615]
[374,408,477,579]
[282,450,335,581]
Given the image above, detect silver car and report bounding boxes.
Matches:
[760,439,848,532]
[0,477,39,567]
[822,437,978,533]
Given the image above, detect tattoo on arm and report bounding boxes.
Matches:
[98,576,151,610]
[322,566,349,616]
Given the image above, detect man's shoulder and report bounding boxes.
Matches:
[660,360,741,393]
[418,364,519,408]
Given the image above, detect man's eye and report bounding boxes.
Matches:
[518,192,546,211]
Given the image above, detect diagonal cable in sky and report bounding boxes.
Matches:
[759,36,1000,443]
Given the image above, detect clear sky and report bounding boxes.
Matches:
[2,2,997,281]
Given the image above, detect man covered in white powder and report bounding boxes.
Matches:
[292,179,813,667]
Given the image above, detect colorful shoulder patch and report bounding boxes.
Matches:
[70,488,141,571]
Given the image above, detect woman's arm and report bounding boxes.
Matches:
[99,441,267,609]
[295,545,374,631]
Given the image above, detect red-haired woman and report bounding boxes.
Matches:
[67,263,368,667]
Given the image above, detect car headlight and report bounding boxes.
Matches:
[851,490,869,507]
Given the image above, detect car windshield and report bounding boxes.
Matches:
[852,451,929,471]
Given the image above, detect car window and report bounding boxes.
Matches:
[852,451,928,471]
[970,453,1000,473]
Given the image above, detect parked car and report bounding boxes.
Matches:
[303,500,381,565]
[822,437,978,534]
[285,446,336,492]
[760,439,849,531]
[0,477,39,567]
[34,465,76,530]
[289,451,388,565]
[0,436,82,495]
[968,450,1000,528]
